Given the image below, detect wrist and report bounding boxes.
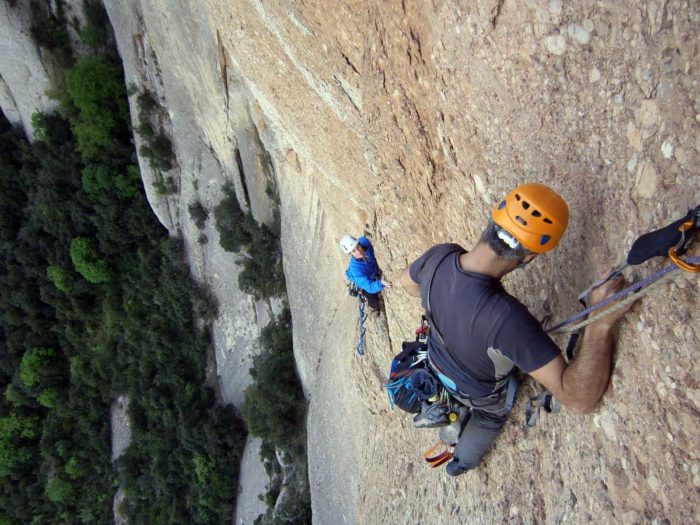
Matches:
[587,318,616,333]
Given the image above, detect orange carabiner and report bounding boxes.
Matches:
[668,220,699,273]
[423,440,453,468]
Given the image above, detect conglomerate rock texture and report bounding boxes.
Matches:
[105,1,698,523]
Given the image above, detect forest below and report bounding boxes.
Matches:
[0,43,246,525]
[0,1,310,523]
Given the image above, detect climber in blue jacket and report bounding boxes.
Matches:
[340,234,391,315]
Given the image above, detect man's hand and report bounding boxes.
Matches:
[588,271,637,329]
[529,268,637,415]
[381,279,393,288]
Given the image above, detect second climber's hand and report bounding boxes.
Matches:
[381,279,392,288]
[589,270,636,329]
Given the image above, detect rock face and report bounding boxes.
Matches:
[103,1,698,524]
[0,0,57,140]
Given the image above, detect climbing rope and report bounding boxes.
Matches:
[384,299,409,341]
[547,255,700,334]
[356,295,367,356]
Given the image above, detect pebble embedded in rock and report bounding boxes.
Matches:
[568,24,591,45]
[661,139,675,159]
[627,122,643,151]
[473,173,486,195]
[674,146,687,164]
[640,99,659,128]
[635,161,658,198]
[589,67,601,83]
[545,34,567,55]
[549,0,562,16]
[627,153,638,173]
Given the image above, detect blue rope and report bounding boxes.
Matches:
[356,297,367,356]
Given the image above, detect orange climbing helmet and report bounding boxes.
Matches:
[491,183,569,253]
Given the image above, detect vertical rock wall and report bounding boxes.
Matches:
[101,0,699,523]
[0,0,57,139]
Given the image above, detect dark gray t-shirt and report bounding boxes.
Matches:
[409,243,561,397]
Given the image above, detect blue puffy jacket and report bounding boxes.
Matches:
[345,236,384,294]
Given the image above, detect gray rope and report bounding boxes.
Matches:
[548,256,699,334]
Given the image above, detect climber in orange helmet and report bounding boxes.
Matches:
[399,183,635,476]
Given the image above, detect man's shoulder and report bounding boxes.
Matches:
[409,243,465,283]
[415,243,465,267]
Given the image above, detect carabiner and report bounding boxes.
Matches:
[668,218,700,273]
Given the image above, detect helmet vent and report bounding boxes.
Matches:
[515,193,521,201]
[522,201,530,210]
[543,218,553,224]
[540,235,551,246]
[515,216,527,226]
[531,210,541,217]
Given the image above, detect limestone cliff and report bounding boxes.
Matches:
[101,0,700,523]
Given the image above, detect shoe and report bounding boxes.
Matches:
[445,459,470,477]
[370,307,381,318]
[413,401,450,428]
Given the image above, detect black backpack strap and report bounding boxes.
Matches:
[424,248,460,347]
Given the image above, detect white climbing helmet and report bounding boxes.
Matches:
[339,234,359,254]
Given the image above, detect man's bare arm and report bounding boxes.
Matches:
[399,266,421,297]
[529,274,634,414]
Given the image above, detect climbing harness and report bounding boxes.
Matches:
[528,205,699,425]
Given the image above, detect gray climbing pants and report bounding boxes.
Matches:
[451,378,517,471]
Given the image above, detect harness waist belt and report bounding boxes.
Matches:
[427,351,515,409]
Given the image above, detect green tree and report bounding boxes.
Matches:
[70,237,112,283]
[65,56,128,158]
[46,265,72,293]
[19,347,60,390]
[0,414,40,476]
[188,201,208,229]
[81,164,114,196]
[241,312,306,450]
[46,477,75,504]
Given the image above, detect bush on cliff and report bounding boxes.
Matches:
[241,309,306,451]
[64,56,129,159]
[214,185,286,299]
